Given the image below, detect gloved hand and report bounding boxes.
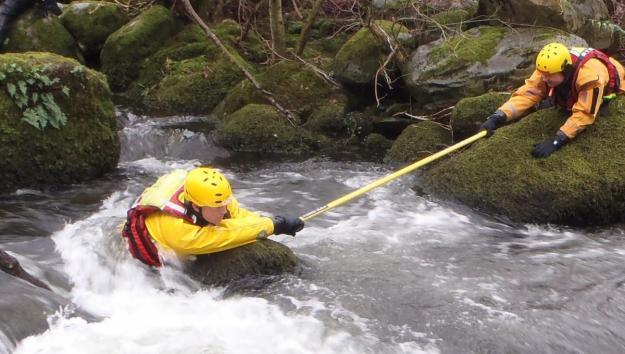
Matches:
[479,110,508,137]
[272,215,304,236]
[531,130,569,158]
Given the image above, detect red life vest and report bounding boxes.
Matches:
[551,47,621,111]
[122,186,198,267]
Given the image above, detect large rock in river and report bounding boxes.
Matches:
[0,53,119,194]
[188,239,298,287]
[3,10,84,62]
[402,26,586,105]
[422,96,625,226]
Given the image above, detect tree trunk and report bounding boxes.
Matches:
[295,0,324,56]
[268,0,287,59]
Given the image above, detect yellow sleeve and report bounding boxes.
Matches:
[560,59,608,138]
[499,70,548,120]
[145,212,275,256]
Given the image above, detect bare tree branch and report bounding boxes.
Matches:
[295,0,324,56]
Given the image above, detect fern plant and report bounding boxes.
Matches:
[0,63,71,130]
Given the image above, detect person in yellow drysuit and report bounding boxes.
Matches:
[121,167,304,267]
[480,42,625,158]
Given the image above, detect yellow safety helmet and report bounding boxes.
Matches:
[536,43,572,74]
[184,167,232,207]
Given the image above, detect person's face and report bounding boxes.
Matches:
[539,71,565,88]
[193,204,227,225]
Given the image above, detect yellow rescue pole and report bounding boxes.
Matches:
[299,130,487,222]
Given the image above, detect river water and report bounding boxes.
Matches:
[1,111,625,353]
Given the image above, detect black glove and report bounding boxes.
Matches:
[272,215,304,236]
[479,110,508,137]
[531,130,569,158]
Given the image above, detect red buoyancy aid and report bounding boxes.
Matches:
[121,170,200,267]
[551,47,621,111]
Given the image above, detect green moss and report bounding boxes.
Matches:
[332,20,409,86]
[451,91,510,138]
[217,104,312,154]
[0,53,118,193]
[213,61,335,120]
[364,133,393,158]
[423,97,625,226]
[384,121,451,163]
[189,239,297,287]
[431,8,474,27]
[4,9,83,62]
[303,99,348,137]
[60,1,128,48]
[428,26,506,74]
[145,54,245,114]
[100,5,175,91]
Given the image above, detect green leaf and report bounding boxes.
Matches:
[40,75,52,86]
[62,86,70,97]
[22,107,46,130]
[26,78,35,85]
[0,72,5,81]
[32,92,39,104]
[18,80,27,96]
[7,83,16,97]
[15,95,28,109]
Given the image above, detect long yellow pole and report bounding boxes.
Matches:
[299,130,487,222]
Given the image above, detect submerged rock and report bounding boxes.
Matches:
[402,26,586,105]
[384,121,451,163]
[423,96,625,226]
[3,9,83,62]
[0,52,119,193]
[188,239,298,287]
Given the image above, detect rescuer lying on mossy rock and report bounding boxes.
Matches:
[480,42,625,158]
[121,167,304,267]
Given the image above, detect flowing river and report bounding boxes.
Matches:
[2,111,625,353]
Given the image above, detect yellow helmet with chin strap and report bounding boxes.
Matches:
[184,167,232,207]
[536,43,572,74]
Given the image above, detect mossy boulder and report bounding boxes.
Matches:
[331,21,410,87]
[60,1,129,52]
[3,10,83,62]
[124,21,261,115]
[303,98,349,138]
[423,96,625,226]
[402,26,587,105]
[478,0,609,34]
[213,61,339,120]
[188,239,297,287]
[384,121,451,163]
[100,5,175,91]
[363,133,393,159]
[216,104,312,154]
[0,53,119,194]
[451,91,510,138]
